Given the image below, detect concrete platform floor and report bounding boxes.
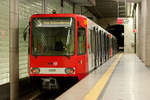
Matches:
[100,54,150,100]
[56,54,150,100]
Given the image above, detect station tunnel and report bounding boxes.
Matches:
[106,24,124,51]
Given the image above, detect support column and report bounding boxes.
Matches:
[136,3,142,58]
[139,0,150,67]
[140,0,146,62]
[9,0,19,100]
[145,0,150,67]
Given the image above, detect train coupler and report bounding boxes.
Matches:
[41,77,59,90]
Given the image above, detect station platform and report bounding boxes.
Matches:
[56,54,150,100]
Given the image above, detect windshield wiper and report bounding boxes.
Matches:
[66,28,71,46]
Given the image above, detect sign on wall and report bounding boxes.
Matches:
[117,18,129,24]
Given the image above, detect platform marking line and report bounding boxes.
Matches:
[83,53,123,100]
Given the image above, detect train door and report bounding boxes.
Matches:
[113,38,115,55]
[111,38,113,56]
[77,21,88,77]
[99,30,102,65]
[105,35,107,61]
[87,29,94,71]
[104,33,107,62]
[96,28,99,67]
[97,30,101,66]
[109,35,112,57]
[92,29,96,69]
[107,35,110,60]
[93,27,97,68]
[101,31,104,64]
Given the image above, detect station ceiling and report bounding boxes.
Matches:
[72,0,141,18]
[87,0,118,18]
[87,0,141,18]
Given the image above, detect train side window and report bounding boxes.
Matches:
[77,27,86,55]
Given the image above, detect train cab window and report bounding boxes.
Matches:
[77,27,86,55]
[31,17,75,56]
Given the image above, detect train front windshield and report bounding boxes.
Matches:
[31,17,75,56]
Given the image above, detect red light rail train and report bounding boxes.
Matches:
[25,14,118,89]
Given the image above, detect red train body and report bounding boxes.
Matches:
[28,14,117,88]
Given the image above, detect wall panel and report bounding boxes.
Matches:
[19,0,42,78]
[46,0,61,13]
[0,0,9,85]
[64,1,73,13]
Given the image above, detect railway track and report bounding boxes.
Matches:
[30,91,58,100]
[28,84,74,100]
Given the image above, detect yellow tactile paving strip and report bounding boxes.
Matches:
[84,53,123,100]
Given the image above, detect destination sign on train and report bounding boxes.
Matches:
[35,18,71,27]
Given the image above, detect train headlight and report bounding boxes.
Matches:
[31,68,40,74]
[65,68,75,74]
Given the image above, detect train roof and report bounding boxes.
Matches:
[31,13,116,39]
[31,13,86,18]
[87,18,116,39]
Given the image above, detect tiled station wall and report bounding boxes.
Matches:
[19,0,43,79]
[124,18,135,53]
[0,0,97,85]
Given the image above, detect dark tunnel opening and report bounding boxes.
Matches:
[106,24,124,51]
